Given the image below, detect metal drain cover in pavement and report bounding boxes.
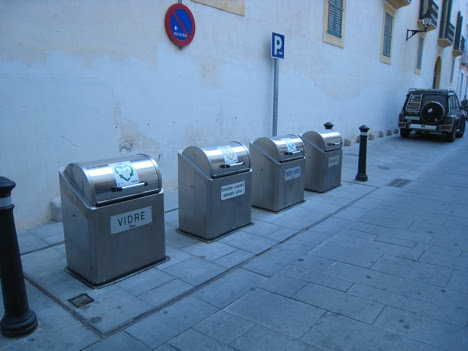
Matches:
[68,293,94,308]
[388,178,412,188]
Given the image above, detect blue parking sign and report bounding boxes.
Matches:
[271,33,285,59]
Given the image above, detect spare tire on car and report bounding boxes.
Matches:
[421,101,445,124]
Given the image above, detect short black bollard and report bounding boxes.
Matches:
[324,122,334,130]
[0,177,38,337]
[355,125,369,181]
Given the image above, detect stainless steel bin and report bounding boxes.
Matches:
[300,122,343,192]
[250,135,305,212]
[59,154,166,287]
[178,142,252,241]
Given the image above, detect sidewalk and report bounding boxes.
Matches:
[1,132,467,351]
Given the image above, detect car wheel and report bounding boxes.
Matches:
[400,129,411,138]
[421,102,445,124]
[446,126,456,142]
[456,119,465,138]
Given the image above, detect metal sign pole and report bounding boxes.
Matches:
[272,58,279,137]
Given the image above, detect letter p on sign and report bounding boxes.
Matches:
[271,32,285,59]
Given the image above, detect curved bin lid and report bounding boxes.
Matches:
[300,129,342,152]
[252,134,304,162]
[181,141,250,179]
[63,154,161,206]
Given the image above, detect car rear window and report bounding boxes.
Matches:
[405,93,448,112]
[406,94,422,111]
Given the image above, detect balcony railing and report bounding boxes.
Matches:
[387,0,411,10]
[439,22,455,47]
[453,12,463,57]
[418,0,438,31]
[454,37,468,62]
[461,50,468,66]
[453,35,465,57]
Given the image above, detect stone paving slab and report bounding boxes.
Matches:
[371,255,453,287]
[258,273,308,297]
[225,289,325,339]
[161,256,227,286]
[309,241,382,268]
[125,296,218,349]
[168,328,235,351]
[193,269,266,308]
[82,331,151,351]
[374,306,468,351]
[230,324,320,351]
[192,310,254,345]
[75,285,153,334]
[0,303,99,351]
[293,283,385,324]
[139,279,193,307]
[302,312,420,351]
[347,283,407,308]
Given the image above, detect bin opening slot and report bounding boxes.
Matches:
[327,142,341,147]
[219,162,245,169]
[283,150,303,156]
[111,181,148,192]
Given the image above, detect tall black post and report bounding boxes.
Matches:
[355,125,369,181]
[0,177,38,337]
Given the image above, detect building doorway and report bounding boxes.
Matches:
[432,57,441,89]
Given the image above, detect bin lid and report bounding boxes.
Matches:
[252,134,304,162]
[181,141,250,179]
[300,129,342,152]
[63,154,162,206]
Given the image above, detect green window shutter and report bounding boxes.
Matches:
[383,12,393,57]
[416,37,424,70]
[327,0,343,38]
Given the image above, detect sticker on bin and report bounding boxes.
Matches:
[110,206,152,234]
[285,166,301,181]
[218,146,239,165]
[328,155,340,167]
[282,138,297,153]
[221,181,245,200]
[108,161,140,187]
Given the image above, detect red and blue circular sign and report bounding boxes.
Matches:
[165,3,196,47]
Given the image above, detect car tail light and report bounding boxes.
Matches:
[399,112,404,122]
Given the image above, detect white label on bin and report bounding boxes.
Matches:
[285,166,301,181]
[108,161,140,188]
[282,138,297,153]
[110,206,152,234]
[221,181,245,200]
[218,146,239,165]
[328,155,340,167]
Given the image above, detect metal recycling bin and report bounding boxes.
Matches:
[300,123,343,192]
[250,135,305,212]
[178,142,252,241]
[59,154,166,287]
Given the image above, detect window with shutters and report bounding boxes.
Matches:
[380,4,395,64]
[328,0,343,37]
[415,36,424,74]
[323,0,347,48]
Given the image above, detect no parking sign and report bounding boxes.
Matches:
[165,3,196,47]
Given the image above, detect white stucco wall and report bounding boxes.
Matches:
[0,0,465,228]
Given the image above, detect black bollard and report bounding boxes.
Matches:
[355,125,369,181]
[324,122,334,130]
[0,177,37,337]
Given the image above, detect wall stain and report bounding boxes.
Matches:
[113,101,160,156]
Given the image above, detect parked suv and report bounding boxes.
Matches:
[398,88,466,142]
